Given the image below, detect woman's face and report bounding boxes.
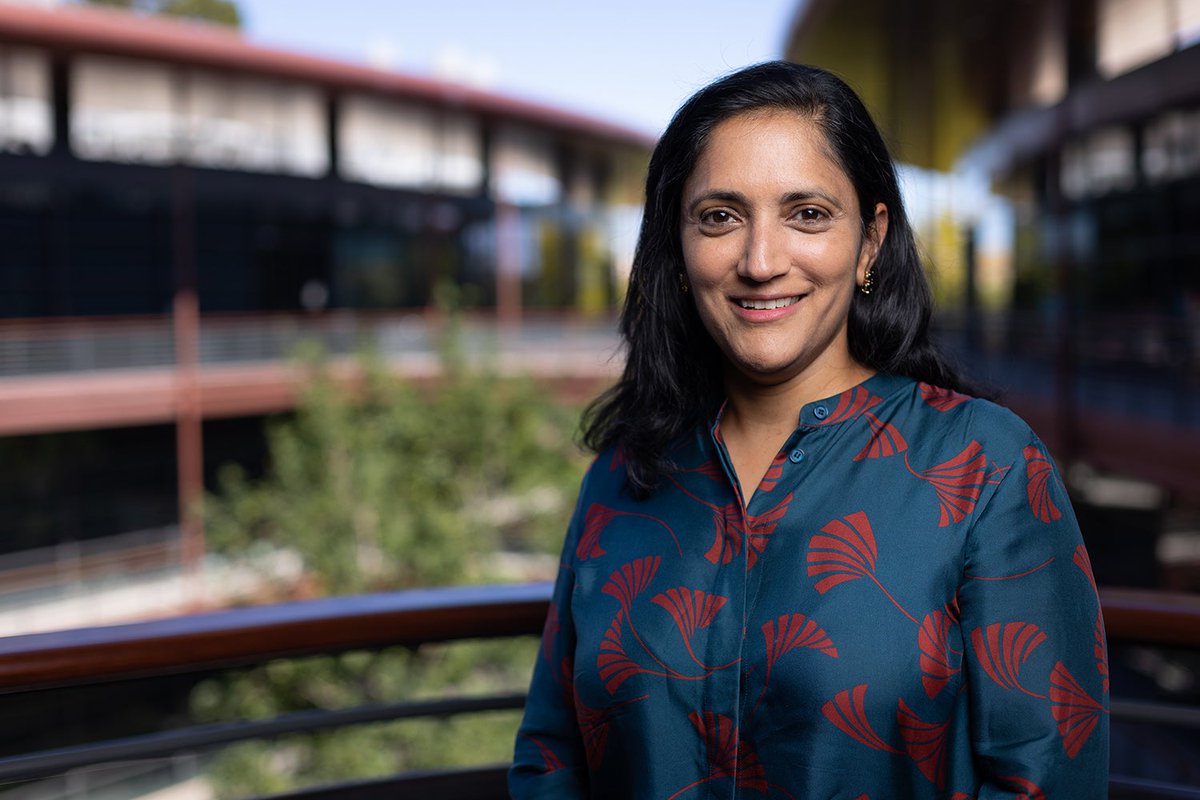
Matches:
[680,109,887,391]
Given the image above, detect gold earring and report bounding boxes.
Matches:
[859,267,874,295]
[678,272,689,293]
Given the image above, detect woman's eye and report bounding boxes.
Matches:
[796,207,828,224]
[699,209,735,226]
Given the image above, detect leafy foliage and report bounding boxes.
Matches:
[204,344,587,595]
[79,0,242,28]
[195,337,590,796]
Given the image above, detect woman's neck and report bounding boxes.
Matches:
[718,361,875,502]
[722,360,875,432]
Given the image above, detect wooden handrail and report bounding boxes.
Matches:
[0,582,551,694]
[1,583,1197,695]
[1100,587,1200,647]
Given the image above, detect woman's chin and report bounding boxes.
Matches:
[724,357,807,388]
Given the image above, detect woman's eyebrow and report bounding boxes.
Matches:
[686,188,845,216]
[781,189,844,211]
[684,189,746,216]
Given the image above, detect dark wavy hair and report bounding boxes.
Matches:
[583,61,970,498]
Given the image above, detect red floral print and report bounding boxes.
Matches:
[970,621,1048,698]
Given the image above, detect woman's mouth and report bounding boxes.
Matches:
[737,296,801,310]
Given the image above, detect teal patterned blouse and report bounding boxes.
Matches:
[510,373,1109,799]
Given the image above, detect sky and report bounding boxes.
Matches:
[236,0,800,137]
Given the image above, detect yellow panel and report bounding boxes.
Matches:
[787,0,995,171]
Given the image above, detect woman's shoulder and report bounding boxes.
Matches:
[902,379,1042,452]
[577,444,634,500]
[898,381,1074,537]
[580,426,710,498]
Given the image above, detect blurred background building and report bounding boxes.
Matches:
[0,0,649,633]
[789,0,1200,591]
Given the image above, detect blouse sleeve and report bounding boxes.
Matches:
[508,472,591,798]
[958,433,1109,798]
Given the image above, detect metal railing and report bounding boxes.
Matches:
[0,312,622,379]
[0,583,550,799]
[936,309,1200,429]
[0,527,181,599]
[3,308,1194,385]
[1,584,1199,798]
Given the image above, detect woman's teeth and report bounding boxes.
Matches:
[738,296,799,310]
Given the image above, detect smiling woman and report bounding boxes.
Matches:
[510,62,1109,799]
[679,111,888,491]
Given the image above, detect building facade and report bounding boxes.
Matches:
[0,2,649,623]
[786,0,1200,508]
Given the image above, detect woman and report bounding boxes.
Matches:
[510,62,1108,799]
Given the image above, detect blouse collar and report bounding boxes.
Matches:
[708,372,916,438]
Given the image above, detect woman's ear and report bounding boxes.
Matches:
[857,202,889,286]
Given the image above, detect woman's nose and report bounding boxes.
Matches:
[737,223,789,282]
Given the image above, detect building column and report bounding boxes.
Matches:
[495,200,522,328]
[963,225,982,356]
[171,166,205,592]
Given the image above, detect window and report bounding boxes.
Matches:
[72,55,328,175]
[339,95,482,193]
[491,123,559,206]
[0,45,52,155]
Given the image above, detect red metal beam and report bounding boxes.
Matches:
[0,358,613,436]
